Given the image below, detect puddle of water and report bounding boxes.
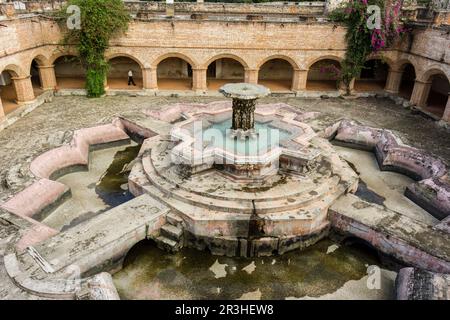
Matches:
[334,145,437,225]
[113,239,395,300]
[43,143,140,231]
[95,145,141,207]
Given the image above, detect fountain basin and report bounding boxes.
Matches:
[132,100,359,256]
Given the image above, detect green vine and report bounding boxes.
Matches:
[329,0,407,95]
[59,0,130,97]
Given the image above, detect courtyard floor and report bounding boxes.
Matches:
[0,94,449,299]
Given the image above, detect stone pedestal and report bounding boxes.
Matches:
[192,68,207,91]
[37,65,57,90]
[0,97,5,121]
[292,69,307,91]
[339,78,355,94]
[385,69,403,94]
[219,83,270,132]
[410,80,431,107]
[11,75,35,104]
[231,98,256,131]
[143,68,157,90]
[244,69,258,84]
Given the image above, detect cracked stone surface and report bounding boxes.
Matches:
[0,95,449,299]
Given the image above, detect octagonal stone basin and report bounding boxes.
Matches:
[170,107,318,171]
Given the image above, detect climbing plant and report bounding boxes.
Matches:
[59,0,130,97]
[329,0,407,94]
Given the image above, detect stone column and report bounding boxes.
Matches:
[442,95,450,123]
[339,78,355,94]
[232,98,256,131]
[104,74,109,90]
[142,68,157,90]
[11,75,35,104]
[37,65,57,90]
[292,70,307,91]
[410,80,431,107]
[385,69,403,94]
[192,68,207,91]
[0,96,5,121]
[244,69,258,84]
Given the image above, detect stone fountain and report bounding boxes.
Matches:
[129,83,359,257]
[219,83,270,139]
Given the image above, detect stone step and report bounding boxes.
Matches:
[155,236,179,253]
[166,212,183,226]
[149,141,334,202]
[161,224,183,241]
[142,155,254,213]
[146,154,339,214]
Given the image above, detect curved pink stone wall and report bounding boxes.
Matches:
[30,123,129,179]
[1,121,130,249]
[328,119,450,220]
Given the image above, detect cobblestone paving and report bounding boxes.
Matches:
[0,94,448,299]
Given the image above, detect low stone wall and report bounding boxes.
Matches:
[0,1,326,16]
[0,122,130,249]
[329,194,450,274]
[326,119,450,220]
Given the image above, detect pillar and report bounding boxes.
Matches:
[245,69,258,84]
[142,68,157,90]
[442,95,450,123]
[166,0,174,17]
[11,75,35,104]
[37,65,57,90]
[104,74,109,90]
[0,97,5,121]
[410,80,431,107]
[384,69,403,94]
[192,68,207,91]
[339,78,355,94]
[291,69,307,91]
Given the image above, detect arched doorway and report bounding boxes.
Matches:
[0,69,19,115]
[423,73,449,119]
[53,55,86,89]
[355,59,389,92]
[398,63,416,100]
[107,56,143,90]
[206,58,244,90]
[258,58,294,92]
[306,59,341,91]
[157,57,192,90]
[30,59,44,98]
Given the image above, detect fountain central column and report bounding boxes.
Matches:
[231,98,256,131]
[219,83,270,134]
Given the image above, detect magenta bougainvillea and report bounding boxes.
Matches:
[328,0,408,94]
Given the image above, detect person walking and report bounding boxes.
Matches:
[128,70,136,86]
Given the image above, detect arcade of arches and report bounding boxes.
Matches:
[0,54,449,123]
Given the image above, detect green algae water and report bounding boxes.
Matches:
[113,239,396,300]
[96,145,141,207]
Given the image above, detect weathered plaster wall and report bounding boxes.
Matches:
[0,8,448,122]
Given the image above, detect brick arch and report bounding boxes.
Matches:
[393,58,418,74]
[257,55,300,70]
[306,55,343,70]
[49,50,79,66]
[0,64,25,78]
[27,53,51,71]
[105,53,145,70]
[152,52,197,69]
[202,54,249,70]
[366,55,395,70]
[418,67,450,83]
